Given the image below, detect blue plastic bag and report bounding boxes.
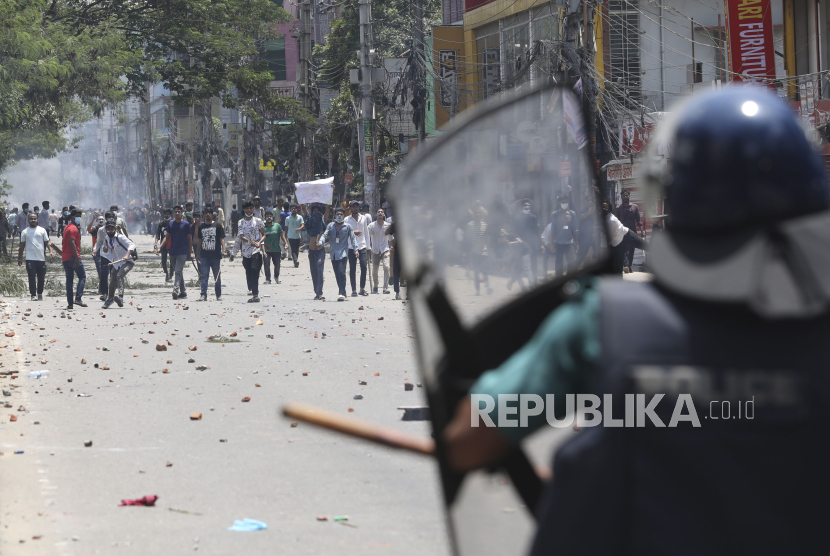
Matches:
[227,518,268,532]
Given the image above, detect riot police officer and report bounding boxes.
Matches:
[443,88,830,555]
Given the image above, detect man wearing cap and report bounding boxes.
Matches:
[253,196,265,220]
[101,219,136,308]
[346,200,371,297]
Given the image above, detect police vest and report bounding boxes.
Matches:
[530,279,830,556]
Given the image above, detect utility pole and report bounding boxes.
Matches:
[299,0,314,182]
[359,0,377,212]
[414,0,426,143]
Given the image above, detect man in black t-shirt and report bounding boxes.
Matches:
[195,209,226,301]
[154,208,173,282]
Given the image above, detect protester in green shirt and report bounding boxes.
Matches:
[263,211,287,284]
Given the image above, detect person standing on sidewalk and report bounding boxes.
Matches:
[101,219,136,308]
[18,212,60,301]
[303,204,328,300]
[61,208,87,309]
[367,209,391,294]
[195,209,225,301]
[262,211,286,285]
[285,205,304,268]
[230,200,265,303]
[319,207,356,302]
[346,200,371,297]
[167,205,193,300]
[154,207,172,282]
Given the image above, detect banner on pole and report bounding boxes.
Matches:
[295,176,335,205]
[724,0,776,82]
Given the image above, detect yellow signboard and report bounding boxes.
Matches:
[260,158,277,171]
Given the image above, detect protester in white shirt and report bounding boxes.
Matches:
[346,200,372,296]
[101,219,136,308]
[603,201,647,273]
[18,212,59,300]
[38,201,52,233]
[367,209,392,294]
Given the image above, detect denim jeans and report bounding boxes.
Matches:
[25,260,46,296]
[170,254,188,296]
[62,258,86,306]
[308,248,325,297]
[288,238,300,264]
[332,257,348,296]
[200,257,222,297]
[348,248,367,293]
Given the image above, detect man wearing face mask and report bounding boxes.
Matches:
[548,193,579,278]
[229,200,265,303]
[61,209,87,309]
[195,209,226,301]
[154,208,173,282]
[319,207,357,302]
[19,212,60,301]
[102,219,136,308]
[89,214,108,300]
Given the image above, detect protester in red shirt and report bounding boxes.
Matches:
[61,208,87,310]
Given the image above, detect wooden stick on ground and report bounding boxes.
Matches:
[283,402,435,456]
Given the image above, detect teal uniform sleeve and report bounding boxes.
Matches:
[471,277,602,444]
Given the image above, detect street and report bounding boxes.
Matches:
[0,234,452,555]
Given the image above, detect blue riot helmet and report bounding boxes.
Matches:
[644,87,830,317]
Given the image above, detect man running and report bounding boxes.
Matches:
[262,210,286,285]
[61,208,87,309]
[346,200,371,297]
[230,200,264,303]
[101,219,136,308]
[168,205,193,300]
[19,212,60,301]
[154,207,173,282]
[195,209,225,301]
[319,207,357,302]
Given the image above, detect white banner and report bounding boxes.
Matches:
[295,176,335,205]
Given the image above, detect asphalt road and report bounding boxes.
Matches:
[0,234,452,555]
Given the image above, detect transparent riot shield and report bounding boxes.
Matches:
[391,83,609,555]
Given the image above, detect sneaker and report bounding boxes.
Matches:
[337,295,346,302]
[178,293,187,299]
[37,294,42,301]
[396,292,401,300]
[198,294,207,301]
[319,296,326,302]
[99,295,106,301]
[247,296,260,303]
[313,295,321,300]
[165,276,172,282]
[216,295,221,301]
[373,287,378,294]
[276,280,281,284]
[265,280,272,284]
[359,290,368,296]
[351,292,358,297]
[102,299,113,309]
[383,289,390,294]
[74,299,87,307]
[294,262,299,268]
[30,295,37,301]
[172,292,178,300]
[114,296,123,307]
[66,305,74,311]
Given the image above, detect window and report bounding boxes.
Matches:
[476,22,501,99]
[608,0,641,108]
[265,37,287,81]
[502,14,531,87]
